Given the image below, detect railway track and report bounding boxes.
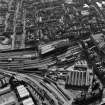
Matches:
[0,68,71,105]
[27,74,71,101]
[0,53,57,70]
[26,74,69,104]
[0,42,81,70]
[21,74,63,105]
[0,50,37,57]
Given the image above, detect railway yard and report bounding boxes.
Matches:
[1,0,105,105]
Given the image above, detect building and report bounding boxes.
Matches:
[0,84,19,105]
[65,60,90,89]
[73,0,89,5]
[0,92,19,105]
[65,70,90,89]
[91,33,105,54]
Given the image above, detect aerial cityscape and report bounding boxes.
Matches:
[0,0,105,105]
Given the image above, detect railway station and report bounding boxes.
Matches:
[0,0,105,105]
